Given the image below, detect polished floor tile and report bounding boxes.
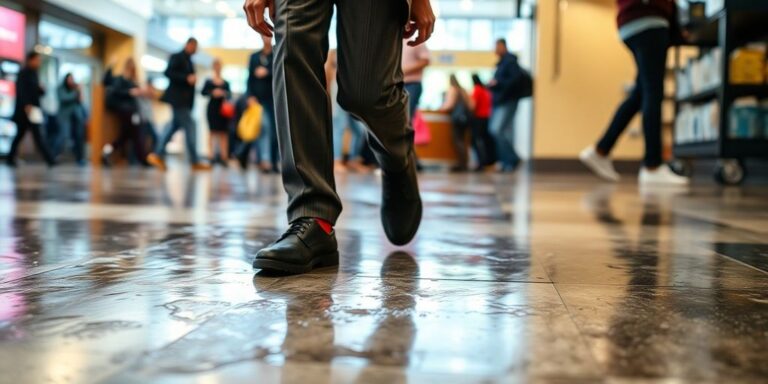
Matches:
[1,165,767,383]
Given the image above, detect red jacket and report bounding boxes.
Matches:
[472,85,492,119]
[617,0,677,27]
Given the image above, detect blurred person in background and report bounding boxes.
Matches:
[55,73,86,166]
[402,34,431,171]
[488,38,523,172]
[202,58,232,167]
[6,51,55,168]
[326,49,369,173]
[239,34,278,173]
[102,58,149,167]
[580,0,689,185]
[244,0,434,274]
[439,74,472,172]
[469,73,496,171]
[137,78,159,153]
[147,37,210,171]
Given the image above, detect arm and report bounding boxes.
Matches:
[439,87,458,112]
[246,54,258,97]
[58,87,79,104]
[403,58,430,76]
[201,80,213,96]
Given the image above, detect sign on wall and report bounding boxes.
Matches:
[0,7,26,62]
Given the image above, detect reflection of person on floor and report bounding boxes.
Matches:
[439,74,472,172]
[325,49,370,174]
[202,59,232,167]
[147,38,211,172]
[238,34,278,173]
[55,73,86,166]
[245,0,434,275]
[102,58,149,167]
[488,39,524,173]
[580,0,689,186]
[6,51,55,168]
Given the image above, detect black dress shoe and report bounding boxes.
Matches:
[381,154,422,246]
[253,218,339,274]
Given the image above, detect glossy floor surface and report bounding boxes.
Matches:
[1,165,767,384]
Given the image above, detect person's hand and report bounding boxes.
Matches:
[255,66,269,79]
[244,0,275,37]
[129,88,141,97]
[187,74,197,85]
[488,78,498,87]
[24,105,32,115]
[213,89,226,98]
[248,96,259,106]
[404,0,436,47]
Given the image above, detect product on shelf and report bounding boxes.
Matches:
[705,0,724,17]
[676,48,722,99]
[762,100,768,138]
[675,101,719,144]
[729,97,762,139]
[730,45,767,85]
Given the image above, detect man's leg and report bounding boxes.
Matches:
[176,107,199,165]
[499,100,520,168]
[29,122,56,165]
[6,120,29,165]
[155,121,179,158]
[336,0,421,245]
[252,0,339,275]
[272,0,338,224]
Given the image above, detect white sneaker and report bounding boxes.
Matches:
[639,165,690,186]
[579,146,620,182]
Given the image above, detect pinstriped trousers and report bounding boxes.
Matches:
[273,0,414,225]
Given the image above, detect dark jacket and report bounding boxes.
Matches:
[247,49,274,106]
[489,52,523,105]
[107,76,140,114]
[617,0,682,43]
[13,67,44,122]
[161,50,196,109]
[58,84,82,119]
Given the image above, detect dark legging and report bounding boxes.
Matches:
[111,112,147,165]
[471,117,496,167]
[8,117,55,165]
[451,120,470,169]
[597,27,669,168]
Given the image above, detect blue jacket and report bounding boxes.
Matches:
[490,53,523,105]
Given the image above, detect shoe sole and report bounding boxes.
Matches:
[147,156,167,172]
[252,251,339,275]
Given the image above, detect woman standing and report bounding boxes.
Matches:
[440,74,472,172]
[103,58,148,167]
[202,59,232,166]
[580,0,688,185]
[469,74,496,171]
[56,73,86,165]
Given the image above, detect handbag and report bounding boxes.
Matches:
[413,110,431,146]
[220,101,235,119]
[238,103,263,142]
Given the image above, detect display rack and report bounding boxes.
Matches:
[673,0,768,185]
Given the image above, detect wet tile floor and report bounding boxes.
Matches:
[1,165,767,383]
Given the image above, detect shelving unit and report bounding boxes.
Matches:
[673,0,768,184]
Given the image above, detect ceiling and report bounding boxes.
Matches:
[151,0,529,19]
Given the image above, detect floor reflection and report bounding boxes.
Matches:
[1,165,767,383]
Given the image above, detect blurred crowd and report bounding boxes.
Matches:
[6,36,532,174]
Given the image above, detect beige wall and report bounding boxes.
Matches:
[534,0,644,160]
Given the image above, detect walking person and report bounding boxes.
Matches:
[439,74,472,172]
[6,51,55,168]
[202,59,232,166]
[488,38,524,172]
[244,0,435,274]
[147,38,210,171]
[238,34,278,173]
[102,58,149,167]
[469,74,496,171]
[580,0,688,185]
[56,73,86,166]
